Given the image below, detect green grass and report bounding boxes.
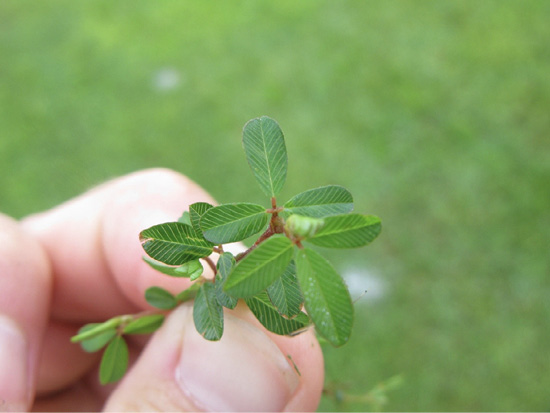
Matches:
[1,1,549,410]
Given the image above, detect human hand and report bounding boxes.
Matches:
[0,169,324,412]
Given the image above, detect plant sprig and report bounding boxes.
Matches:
[71,116,382,384]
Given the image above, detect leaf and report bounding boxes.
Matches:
[242,116,288,197]
[140,222,213,265]
[143,256,203,278]
[224,235,294,298]
[295,248,353,346]
[76,324,117,353]
[145,286,178,310]
[266,260,304,318]
[307,214,381,248]
[200,203,269,244]
[99,336,129,384]
[123,314,165,335]
[283,185,353,218]
[176,282,201,303]
[215,252,238,309]
[71,317,122,343]
[189,202,213,237]
[245,292,310,336]
[178,211,191,225]
[193,283,224,341]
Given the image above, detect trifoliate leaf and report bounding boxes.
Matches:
[143,256,203,278]
[245,292,310,336]
[215,252,238,309]
[242,116,288,198]
[307,214,381,248]
[200,203,269,244]
[99,336,129,384]
[295,248,353,346]
[266,260,304,318]
[140,222,213,265]
[224,235,294,298]
[123,314,165,335]
[76,323,117,353]
[283,185,353,218]
[145,286,178,310]
[189,202,213,237]
[193,283,224,341]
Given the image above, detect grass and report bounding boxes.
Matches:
[1,0,549,410]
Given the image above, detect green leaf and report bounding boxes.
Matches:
[295,248,353,346]
[307,214,381,248]
[140,222,213,265]
[245,292,310,336]
[283,185,353,218]
[215,252,238,309]
[145,286,178,310]
[143,256,203,278]
[71,317,122,343]
[99,336,129,384]
[200,203,269,244]
[224,235,294,298]
[193,283,224,341]
[266,260,304,318]
[242,116,288,197]
[189,202,213,237]
[178,211,191,225]
[76,324,117,353]
[176,282,201,303]
[123,314,165,335]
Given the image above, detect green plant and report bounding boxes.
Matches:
[71,116,381,384]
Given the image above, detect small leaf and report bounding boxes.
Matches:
[215,252,238,309]
[189,202,213,237]
[285,215,325,239]
[307,214,381,248]
[71,317,122,343]
[99,336,129,384]
[140,222,213,265]
[143,256,203,278]
[176,282,201,303]
[295,248,353,346]
[145,286,178,310]
[200,203,269,244]
[224,235,294,298]
[193,283,224,341]
[178,211,191,225]
[266,260,304,318]
[77,324,117,353]
[123,314,165,335]
[242,116,288,197]
[245,292,310,336]
[283,185,353,218]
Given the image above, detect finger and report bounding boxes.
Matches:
[104,303,324,412]
[22,168,217,321]
[0,214,52,411]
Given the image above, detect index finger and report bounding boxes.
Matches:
[22,168,217,322]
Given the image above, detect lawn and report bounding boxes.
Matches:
[1,1,549,410]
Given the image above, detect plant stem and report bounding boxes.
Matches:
[202,256,217,274]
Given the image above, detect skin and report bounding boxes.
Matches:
[0,169,324,412]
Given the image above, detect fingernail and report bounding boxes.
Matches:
[176,312,299,412]
[0,316,29,412]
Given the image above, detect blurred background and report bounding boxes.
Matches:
[1,0,549,410]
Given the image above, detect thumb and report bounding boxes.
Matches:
[104,303,324,412]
